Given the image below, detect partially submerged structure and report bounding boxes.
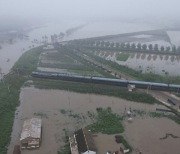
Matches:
[69,128,96,154]
[20,118,42,149]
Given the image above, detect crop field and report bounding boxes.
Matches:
[38,49,103,76]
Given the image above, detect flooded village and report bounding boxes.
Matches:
[1,1,180,154]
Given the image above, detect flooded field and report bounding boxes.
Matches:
[0,20,163,77]
[125,118,180,154]
[95,51,180,76]
[8,87,180,154]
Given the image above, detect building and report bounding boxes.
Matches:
[20,118,42,149]
[69,128,96,154]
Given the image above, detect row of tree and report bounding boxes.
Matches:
[72,40,180,53]
[94,41,180,53]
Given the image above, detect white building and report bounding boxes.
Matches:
[20,118,42,149]
[69,128,96,154]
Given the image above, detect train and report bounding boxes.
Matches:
[31,71,180,92]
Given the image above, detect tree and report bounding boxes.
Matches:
[148,44,153,51]
[137,43,141,50]
[125,43,131,50]
[160,46,165,52]
[154,44,159,51]
[120,43,125,49]
[142,44,147,50]
[100,41,105,47]
[110,42,114,48]
[131,43,136,50]
[166,46,171,52]
[172,45,177,52]
[96,41,100,47]
[115,42,120,49]
[177,46,180,53]
[105,41,110,48]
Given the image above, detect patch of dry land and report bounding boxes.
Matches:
[8,87,180,154]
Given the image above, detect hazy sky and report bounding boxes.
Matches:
[1,0,180,18]
[0,0,180,28]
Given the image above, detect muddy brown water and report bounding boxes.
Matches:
[7,87,180,154]
[124,118,180,154]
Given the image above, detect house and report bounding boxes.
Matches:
[20,118,42,149]
[69,128,96,154]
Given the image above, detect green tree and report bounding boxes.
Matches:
[115,42,120,49]
[126,43,131,50]
[160,46,165,52]
[172,45,177,52]
[120,43,125,49]
[96,41,100,47]
[105,41,110,48]
[142,44,147,50]
[166,46,171,52]
[177,46,180,52]
[100,41,105,47]
[137,43,141,50]
[154,44,159,51]
[131,43,136,50]
[110,42,114,48]
[148,44,153,51]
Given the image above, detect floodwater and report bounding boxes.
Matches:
[124,117,180,154]
[0,40,35,76]
[8,87,164,154]
[98,51,180,76]
[0,20,161,77]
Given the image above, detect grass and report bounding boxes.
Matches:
[32,78,159,104]
[12,46,43,75]
[86,107,124,134]
[116,53,129,61]
[132,109,180,125]
[86,108,132,153]
[83,49,180,84]
[0,47,43,154]
[57,144,71,154]
[149,112,180,124]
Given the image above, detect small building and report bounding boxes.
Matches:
[20,118,42,149]
[69,128,96,154]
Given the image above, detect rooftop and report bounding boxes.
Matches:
[20,118,42,140]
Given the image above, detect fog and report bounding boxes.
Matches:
[0,0,180,31]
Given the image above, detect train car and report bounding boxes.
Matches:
[31,71,180,92]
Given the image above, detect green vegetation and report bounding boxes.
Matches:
[33,78,159,104]
[117,53,129,61]
[57,144,71,154]
[0,45,158,153]
[132,109,180,125]
[71,39,180,54]
[86,108,132,153]
[87,108,124,134]
[0,47,43,154]
[115,135,132,150]
[12,47,43,74]
[0,75,26,153]
[149,112,180,124]
[34,112,48,119]
[84,50,180,84]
